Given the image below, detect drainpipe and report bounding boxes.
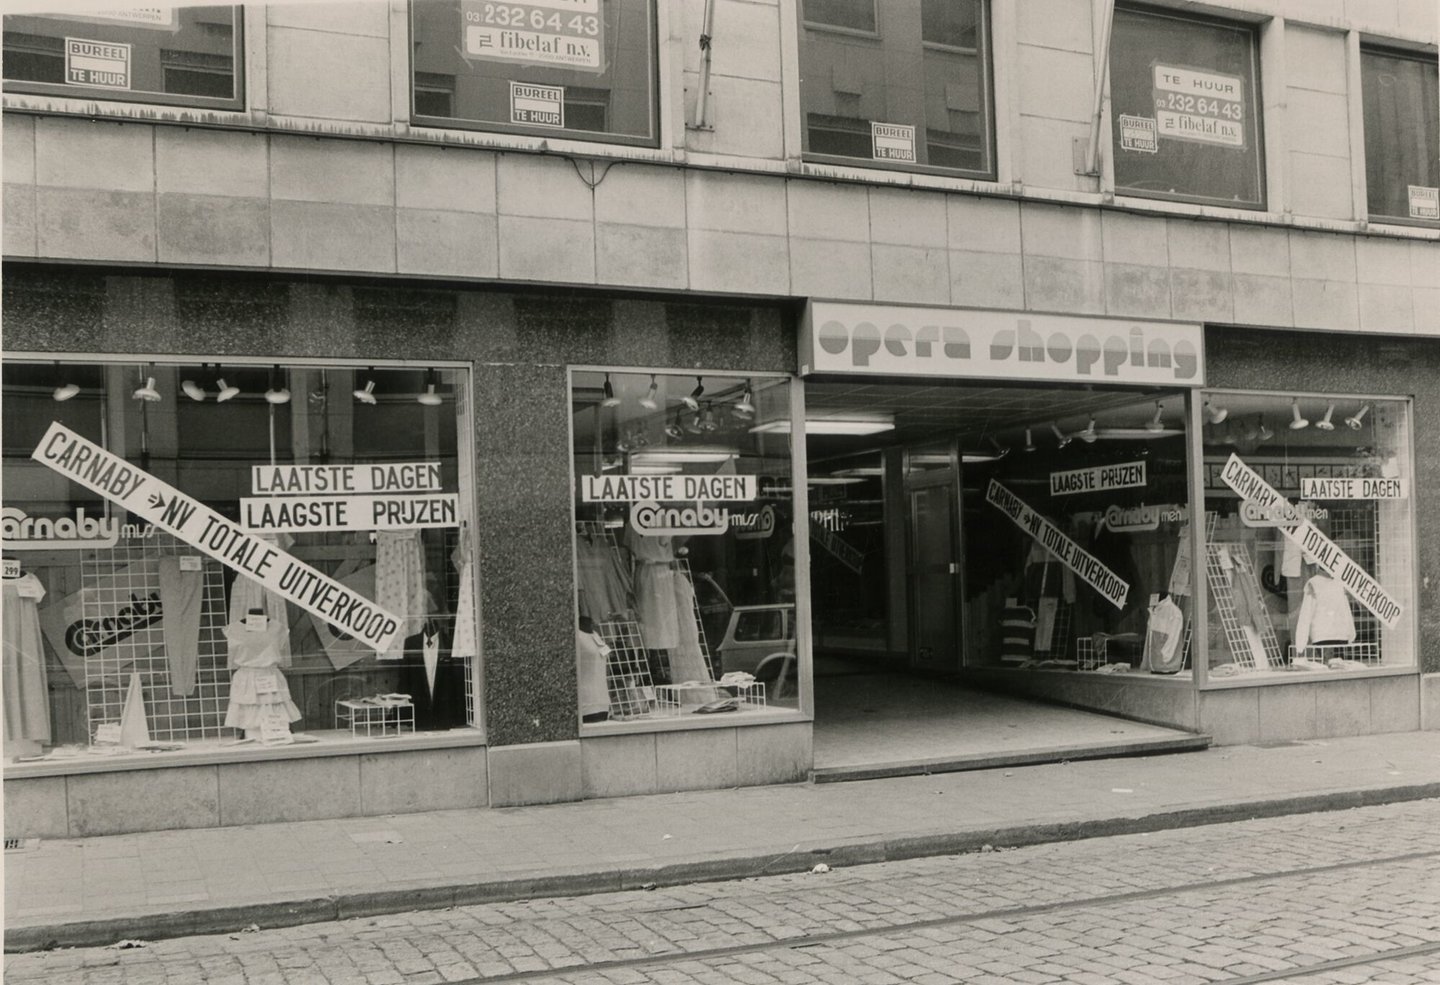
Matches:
[694,0,717,129]
[1079,0,1115,177]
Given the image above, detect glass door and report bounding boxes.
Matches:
[906,448,963,672]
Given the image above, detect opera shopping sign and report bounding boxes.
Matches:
[802,302,1204,385]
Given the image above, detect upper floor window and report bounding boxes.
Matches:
[2,6,243,111]
[1361,46,1439,226]
[409,0,658,147]
[1109,6,1264,210]
[798,0,995,179]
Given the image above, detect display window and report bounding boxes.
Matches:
[570,370,800,727]
[1108,5,1265,210]
[1198,392,1415,681]
[2,6,244,111]
[1361,45,1440,227]
[1,360,480,766]
[409,0,658,146]
[959,389,1194,679]
[798,0,995,178]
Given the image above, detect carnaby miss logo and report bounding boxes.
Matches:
[815,317,1199,380]
[630,502,729,536]
[65,592,162,657]
[1,506,121,550]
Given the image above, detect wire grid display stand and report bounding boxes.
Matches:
[655,680,766,717]
[1327,503,1380,647]
[1205,543,1284,672]
[83,532,232,744]
[1032,600,1072,660]
[1287,642,1380,667]
[597,617,656,720]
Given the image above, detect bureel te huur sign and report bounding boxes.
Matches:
[801,302,1203,385]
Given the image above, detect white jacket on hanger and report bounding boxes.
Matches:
[1294,573,1355,653]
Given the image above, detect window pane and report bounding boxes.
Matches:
[1109,7,1264,209]
[572,372,799,724]
[409,0,657,146]
[799,0,994,178]
[803,0,876,33]
[1362,48,1440,225]
[2,7,241,108]
[1200,394,1414,679]
[1,361,481,763]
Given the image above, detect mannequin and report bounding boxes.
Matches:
[223,608,301,739]
[1293,564,1355,659]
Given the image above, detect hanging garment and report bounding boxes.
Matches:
[399,624,467,730]
[1025,542,1076,603]
[450,538,478,660]
[158,556,204,697]
[376,530,428,658]
[669,572,722,703]
[626,528,680,649]
[1143,596,1186,674]
[576,534,633,621]
[228,532,293,667]
[1168,526,1193,597]
[1294,573,1356,653]
[3,572,51,744]
[223,618,301,731]
[999,598,1036,663]
[576,629,611,719]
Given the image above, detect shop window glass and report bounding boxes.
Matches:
[799,0,994,178]
[571,371,799,726]
[1,361,480,765]
[1199,393,1414,680]
[1109,6,1264,210]
[2,6,243,111]
[961,390,1193,679]
[1361,47,1440,226]
[409,0,658,146]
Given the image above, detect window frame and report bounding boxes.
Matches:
[1359,42,1440,229]
[1,6,246,113]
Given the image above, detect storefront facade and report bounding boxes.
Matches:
[3,0,1436,836]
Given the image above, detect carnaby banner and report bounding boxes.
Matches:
[32,422,402,653]
[987,480,1130,609]
[1220,454,1401,628]
[2,506,121,550]
[38,560,163,690]
[802,302,1203,385]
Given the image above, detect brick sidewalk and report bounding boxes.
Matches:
[6,731,1440,951]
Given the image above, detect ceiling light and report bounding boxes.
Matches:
[807,476,864,485]
[418,384,443,407]
[265,366,291,405]
[1257,416,1274,441]
[1023,428,1036,452]
[354,379,377,405]
[831,466,883,477]
[1078,417,1098,443]
[698,405,719,432]
[1289,398,1309,430]
[52,381,80,402]
[751,416,895,436]
[1145,402,1165,432]
[987,436,1010,458]
[1315,401,1336,431]
[133,376,161,402]
[639,375,659,411]
[1204,400,1227,424]
[628,464,682,475]
[734,385,755,418]
[961,451,1003,464]
[1345,403,1371,430]
[632,446,737,465]
[601,373,621,408]
[181,380,206,402]
[215,378,240,403]
[664,412,684,440]
[1051,423,1072,449]
[682,376,704,411]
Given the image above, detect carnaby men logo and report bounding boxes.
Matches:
[1,506,121,550]
[630,502,729,536]
[66,592,161,657]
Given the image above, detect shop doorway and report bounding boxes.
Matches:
[905,451,962,672]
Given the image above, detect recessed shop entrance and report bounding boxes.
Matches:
[803,377,1209,778]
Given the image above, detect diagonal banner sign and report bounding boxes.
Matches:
[987,479,1130,609]
[32,422,402,653]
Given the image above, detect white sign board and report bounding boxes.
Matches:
[461,0,604,73]
[252,462,442,495]
[1220,454,1401,628]
[1118,113,1159,153]
[2,506,121,551]
[1299,476,1407,501]
[1408,185,1439,221]
[987,481,1131,609]
[33,423,402,653]
[629,502,728,536]
[580,474,758,503]
[241,494,460,533]
[802,302,1204,385]
[1049,461,1147,497]
[510,81,564,127]
[38,559,163,690]
[871,122,916,163]
[59,8,176,28]
[65,37,130,89]
[1152,64,1246,148]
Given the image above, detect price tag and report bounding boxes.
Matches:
[259,709,293,744]
[179,555,202,572]
[245,611,268,631]
[2,558,20,579]
[252,669,280,695]
[95,723,123,745]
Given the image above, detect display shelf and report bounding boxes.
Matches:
[334,696,415,738]
[654,681,766,717]
[1286,642,1380,669]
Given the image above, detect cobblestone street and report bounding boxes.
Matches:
[7,799,1439,985]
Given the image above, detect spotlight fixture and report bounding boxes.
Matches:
[215,378,240,403]
[133,376,161,402]
[1078,417,1098,443]
[264,366,291,405]
[354,379,377,405]
[639,375,660,411]
[734,384,755,418]
[1204,400,1228,424]
[986,435,1010,458]
[682,376,704,411]
[664,412,684,440]
[601,373,621,408]
[1145,402,1165,432]
[181,379,207,402]
[1051,422,1072,449]
[1288,398,1309,430]
[1023,428,1036,452]
[52,381,80,402]
[1315,401,1336,431]
[1257,416,1274,441]
[698,404,719,432]
[418,371,443,407]
[1345,403,1371,430]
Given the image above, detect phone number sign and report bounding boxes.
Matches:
[1152,64,1246,148]
[462,0,604,73]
